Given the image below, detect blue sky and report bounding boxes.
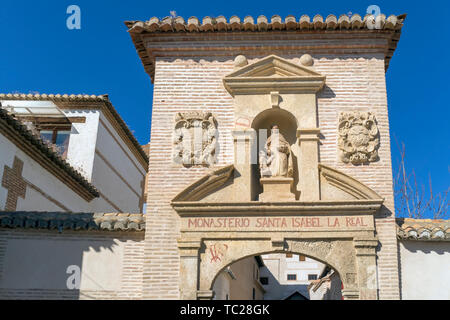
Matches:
[1,0,449,214]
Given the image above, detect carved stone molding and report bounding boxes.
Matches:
[338,111,380,165]
[287,239,336,262]
[173,111,218,166]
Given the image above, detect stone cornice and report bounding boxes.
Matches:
[172,199,383,216]
[223,55,326,95]
[223,76,326,95]
[297,128,321,141]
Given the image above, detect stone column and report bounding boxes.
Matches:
[296,128,321,201]
[354,237,379,300]
[232,129,257,201]
[178,238,202,300]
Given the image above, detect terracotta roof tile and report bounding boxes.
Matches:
[396,218,450,241]
[124,13,406,83]
[125,14,405,33]
[0,212,145,232]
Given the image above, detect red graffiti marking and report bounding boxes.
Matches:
[209,243,228,263]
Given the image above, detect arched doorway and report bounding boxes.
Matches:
[211,252,343,300]
[188,237,376,300]
[174,166,382,300]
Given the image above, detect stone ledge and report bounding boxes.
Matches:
[172,199,383,216]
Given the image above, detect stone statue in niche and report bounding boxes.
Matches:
[259,125,293,177]
[338,111,380,165]
[173,111,218,166]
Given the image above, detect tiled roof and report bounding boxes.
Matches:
[0,212,145,231]
[125,14,405,33]
[396,218,450,241]
[0,107,99,200]
[0,93,149,165]
[125,13,406,82]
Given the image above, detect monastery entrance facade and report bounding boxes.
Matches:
[127,14,405,300]
[171,55,385,300]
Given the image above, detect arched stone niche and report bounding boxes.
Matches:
[251,108,299,199]
[223,55,326,201]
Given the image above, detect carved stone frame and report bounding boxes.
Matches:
[177,231,378,300]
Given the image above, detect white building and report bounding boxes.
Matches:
[0,93,148,213]
[260,253,325,300]
[397,218,450,300]
[212,256,265,300]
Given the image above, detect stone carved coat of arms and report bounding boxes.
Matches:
[338,111,380,165]
[173,111,218,166]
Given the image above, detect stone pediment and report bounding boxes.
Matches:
[172,165,234,202]
[171,163,384,214]
[223,55,325,95]
[319,164,383,201]
[226,55,323,78]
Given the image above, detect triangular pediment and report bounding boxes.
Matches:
[226,55,323,78]
[223,55,325,96]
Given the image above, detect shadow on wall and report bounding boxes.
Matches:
[401,240,449,255]
[0,231,119,299]
[0,212,143,299]
[158,54,385,67]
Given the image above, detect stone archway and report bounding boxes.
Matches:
[172,161,384,300]
[211,249,342,300]
[206,240,349,298]
[179,234,378,300]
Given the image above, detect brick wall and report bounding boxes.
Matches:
[313,54,399,299]
[145,36,400,299]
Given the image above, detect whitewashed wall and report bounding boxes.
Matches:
[0,133,95,212]
[399,241,450,300]
[0,134,15,209]
[91,111,146,213]
[0,229,144,299]
[260,254,324,299]
[212,271,231,300]
[64,109,100,181]
[211,257,264,300]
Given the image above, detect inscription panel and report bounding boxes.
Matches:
[181,215,374,232]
